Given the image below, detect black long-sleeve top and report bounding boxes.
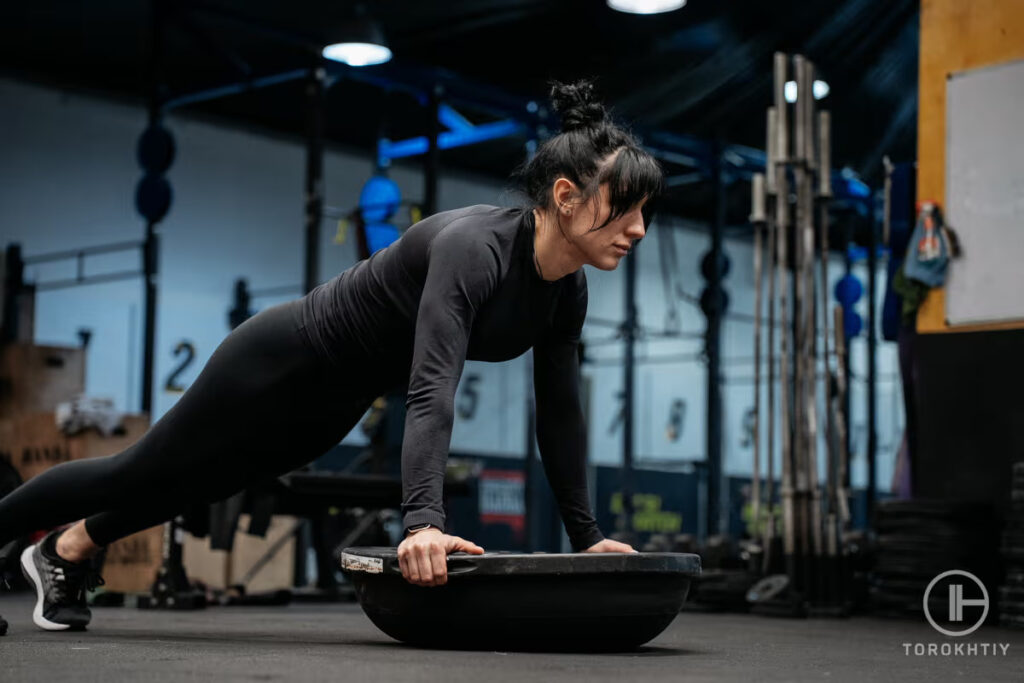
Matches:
[300,205,605,552]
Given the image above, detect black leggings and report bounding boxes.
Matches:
[0,299,376,548]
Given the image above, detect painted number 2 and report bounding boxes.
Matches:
[164,340,196,393]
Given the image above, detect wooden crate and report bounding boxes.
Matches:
[102,524,165,594]
[0,343,85,417]
[0,410,160,593]
[0,412,149,483]
[0,412,73,482]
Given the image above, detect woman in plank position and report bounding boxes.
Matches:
[0,80,662,632]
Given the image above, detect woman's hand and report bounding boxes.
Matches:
[397,528,485,587]
[583,538,638,553]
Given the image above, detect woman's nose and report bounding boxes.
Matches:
[626,217,646,240]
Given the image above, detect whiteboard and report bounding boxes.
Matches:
[945,58,1024,326]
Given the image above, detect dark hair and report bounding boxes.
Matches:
[513,80,663,231]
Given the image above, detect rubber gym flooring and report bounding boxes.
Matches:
[1,593,1022,682]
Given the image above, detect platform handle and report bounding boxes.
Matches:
[385,554,479,576]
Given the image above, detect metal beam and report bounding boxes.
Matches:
[22,240,144,264]
[141,0,163,416]
[303,66,325,294]
[162,69,306,112]
[866,212,878,522]
[378,119,526,164]
[424,84,441,216]
[34,271,143,292]
[705,142,726,537]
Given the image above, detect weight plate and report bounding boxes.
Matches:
[1000,585,1024,600]
[1003,572,1024,587]
[1000,615,1024,629]
[135,174,172,223]
[998,598,1024,613]
[746,574,789,604]
[1002,547,1024,561]
[870,577,928,594]
[137,124,175,173]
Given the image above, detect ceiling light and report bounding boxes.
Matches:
[607,0,687,15]
[322,18,392,67]
[784,80,830,103]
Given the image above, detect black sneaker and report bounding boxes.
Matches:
[20,530,105,631]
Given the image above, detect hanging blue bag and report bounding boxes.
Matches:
[903,202,950,288]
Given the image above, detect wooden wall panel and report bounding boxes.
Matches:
[917,0,1024,333]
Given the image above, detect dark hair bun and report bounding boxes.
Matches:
[549,80,606,132]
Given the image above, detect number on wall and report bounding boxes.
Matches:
[666,399,687,442]
[740,407,756,448]
[164,340,196,394]
[457,373,482,420]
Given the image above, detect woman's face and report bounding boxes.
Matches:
[562,184,648,271]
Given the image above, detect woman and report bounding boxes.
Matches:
[0,80,663,632]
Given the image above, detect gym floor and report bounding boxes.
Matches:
[2,594,1022,682]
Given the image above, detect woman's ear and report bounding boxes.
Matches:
[552,177,578,214]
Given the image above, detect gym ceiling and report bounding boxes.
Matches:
[0,0,919,226]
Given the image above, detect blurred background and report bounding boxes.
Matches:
[1,0,1022,623]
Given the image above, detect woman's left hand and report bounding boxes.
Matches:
[583,538,638,553]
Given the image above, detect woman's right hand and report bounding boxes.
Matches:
[397,528,484,587]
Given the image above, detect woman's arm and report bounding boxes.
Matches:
[533,271,606,552]
[399,225,501,534]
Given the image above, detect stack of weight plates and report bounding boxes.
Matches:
[999,462,1024,629]
[686,569,759,611]
[870,499,998,619]
[685,536,758,611]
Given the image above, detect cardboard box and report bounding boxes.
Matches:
[183,514,297,594]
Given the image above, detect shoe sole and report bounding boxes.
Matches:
[20,545,74,631]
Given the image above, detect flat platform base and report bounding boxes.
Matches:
[2,593,1023,682]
